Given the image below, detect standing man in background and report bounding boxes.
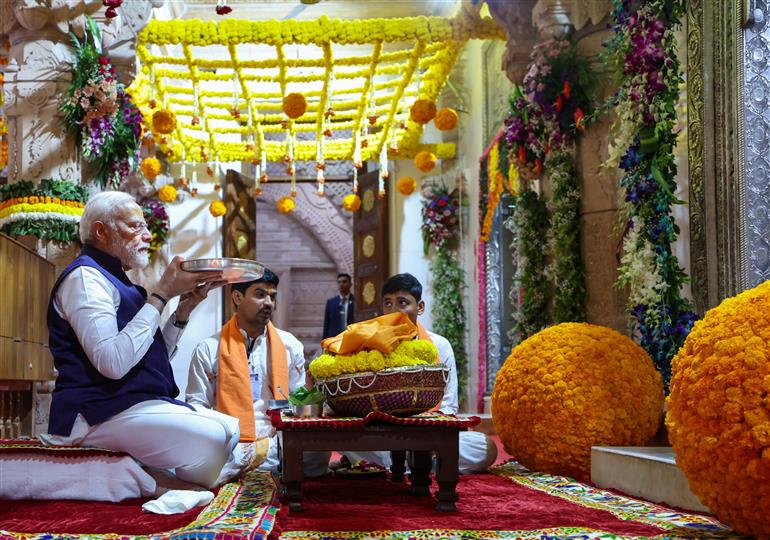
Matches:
[322,273,354,339]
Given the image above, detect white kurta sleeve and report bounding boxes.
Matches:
[286,334,307,393]
[433,334,459,415]
[55,266,162,380]
[187,339,218,409]
[161,314,185,359]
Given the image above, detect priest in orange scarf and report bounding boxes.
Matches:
[187,268,330,480]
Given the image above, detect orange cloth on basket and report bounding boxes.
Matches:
[216,316,288,442]
[320,312,417,355]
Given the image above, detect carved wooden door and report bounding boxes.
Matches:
[353,170,389,322]
[223,169,256,322]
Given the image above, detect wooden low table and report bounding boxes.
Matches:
[270,410,479,513]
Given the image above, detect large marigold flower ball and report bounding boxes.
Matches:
[414,151,437,173]
[491,323,663,481]
[666,280,770,537]
[282,93,307,119]
[151,110,176,135]
[434,107,458,131]
[409,99,436,124]
[342,193,361,212]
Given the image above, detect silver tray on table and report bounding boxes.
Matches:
[180,257,265,284]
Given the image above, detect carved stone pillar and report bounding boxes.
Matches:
[0,0,161,184]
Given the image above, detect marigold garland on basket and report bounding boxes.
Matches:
[60,17,142,188]
[492,323,663,482]
[604,0,696,391]
[0,179,88,242]
[310,340,438,380]
[666,280,770,538]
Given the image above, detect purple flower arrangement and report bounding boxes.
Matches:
[421,187,461,254]
[61,17,143,188]
[140,197,169,257]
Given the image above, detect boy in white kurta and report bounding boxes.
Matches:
[187,269,329,477]
[344,273,497,473]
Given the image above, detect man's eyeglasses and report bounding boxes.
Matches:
[125,221,150,234]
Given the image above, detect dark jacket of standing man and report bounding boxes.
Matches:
[322,273,354,339]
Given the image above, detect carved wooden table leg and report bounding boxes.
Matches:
[409,450,432,497]
[434,434,459,512]
[279,434,305,512]
[390,450,406,483]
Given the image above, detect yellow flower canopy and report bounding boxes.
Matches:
[127,15,503,166]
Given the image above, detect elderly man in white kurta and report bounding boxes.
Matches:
[187,270,329,477]
[343,273,498,473]
[42,191,238,491]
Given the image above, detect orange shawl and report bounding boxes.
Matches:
[216,315,288,442]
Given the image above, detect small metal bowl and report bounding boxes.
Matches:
[290,403,324,418]
[268,399,290,410]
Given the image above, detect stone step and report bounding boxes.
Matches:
[590,446,708,513]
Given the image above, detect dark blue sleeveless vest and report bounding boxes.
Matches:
[47,245,191,436]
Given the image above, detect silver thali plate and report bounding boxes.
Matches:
[180,257,265,284]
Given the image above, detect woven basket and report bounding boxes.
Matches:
[317,364,450,417]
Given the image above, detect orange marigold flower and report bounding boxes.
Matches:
[157,184,177,203]
[434,107,458,131]
[410,99,436,124]
[667,280,770,538]
[140,157,162,180]
[492,323,663,481]
[282,93,307,119]
[396,176,417,196]
[209,200,226,217]
[414,151,437,173]
[342,193,361,212]
[152,110,177,135]
[277,196,295,214]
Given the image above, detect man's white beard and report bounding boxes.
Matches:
[111,238,149,269]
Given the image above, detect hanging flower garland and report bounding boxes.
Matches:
[604,0,696,391]
[421,185,468,396]
[0,179,88,242]
[60,18,143,189]
[514,189,549,341]
[504,40,593,324]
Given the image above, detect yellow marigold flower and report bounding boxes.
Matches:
[491,323,663,481]
[410,99,437,124]
[152,110,177,135]
[414,151,437,173]
[277,196,295,214]
[282,93,307,119]
[342,193,361,212]
[140,157,162,180]
[667,280,770,538]
[396,176,417,196]
[209,200,226,217]
[434,107,458,131]
[157,184,177,203]
[308,342,434,380]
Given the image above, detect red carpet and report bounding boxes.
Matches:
[283,473,666,536]
[0,497,203,535]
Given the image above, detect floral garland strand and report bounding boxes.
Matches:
[514,188,549,341]
[421,186,468,397]
[547,148,586,321]
[0,179,88,242]
[605,0,696,390]
[505,40,592,324]
[61,18,142,188]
